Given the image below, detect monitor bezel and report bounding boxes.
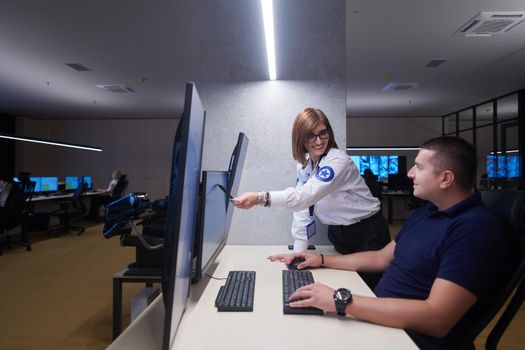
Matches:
[162,82,206,350]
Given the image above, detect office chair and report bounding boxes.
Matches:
[0,181,35,255]
[48,181,88,236]
[364,172,382,201]
[111,174,128,200]
[459,190,525,350]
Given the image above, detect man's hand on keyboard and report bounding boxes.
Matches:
[289,282,336,313]
[268,252,321,269]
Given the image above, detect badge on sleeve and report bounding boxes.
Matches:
[306,220,317,239]
[316,166,335,182]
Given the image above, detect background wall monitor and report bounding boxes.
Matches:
[29,177,42,192]
[65,176,79,190]
[40,177,58,192]
[350,155,403,180]
[487,154,521,178]
[192,171,228,283]
[162,82,206,350]
[82,176,92,190]
[65,176,91,190]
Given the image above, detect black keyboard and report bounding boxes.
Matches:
[282,270,323,315]
[215,270,255,311]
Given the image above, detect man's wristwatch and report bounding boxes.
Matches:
[333,288,352,316]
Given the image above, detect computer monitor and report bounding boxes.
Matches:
[225,133,249,239]
[65,176,79,190]
[192,171,228,283]
[191,133,249,283]
[40,177,58,193]
[162,82,206,350]
[387,173,412,191]
[82,176,93,190]
[30,177,42,192]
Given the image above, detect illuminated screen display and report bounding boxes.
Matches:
[487,155,521,178]
[82,176,92,189]
[65,176,79,190]
[350,155,399,180]
[40,177,58,192]
[30,177,42,192]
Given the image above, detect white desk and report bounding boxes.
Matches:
[108,245,418,350]
[30,191,100,202]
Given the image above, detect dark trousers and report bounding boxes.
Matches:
[328,211,390,290]
[87,194,112,220]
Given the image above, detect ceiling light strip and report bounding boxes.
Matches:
[347,147,421,151]
[261,0,277,80]
[0,133,103,152]
[490,149,519,155]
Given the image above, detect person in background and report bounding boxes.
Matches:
[87,170,122,220]
[268,136,507,350]
[363,168,382,200]
[0,177,13,208]
[96,170,122,196]
[233,108,390,288]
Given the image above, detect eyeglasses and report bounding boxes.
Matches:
[306,129,329,143]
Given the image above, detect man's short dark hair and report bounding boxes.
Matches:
[420,136,477,191]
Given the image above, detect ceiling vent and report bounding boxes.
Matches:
[66,63,90,72]
[425,58,448,68]
[96,84,134,93]
[382,82,418,92]
[453,11,525,36]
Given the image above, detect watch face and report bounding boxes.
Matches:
[335,288,351,301]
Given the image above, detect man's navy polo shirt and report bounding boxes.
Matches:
[374,193,507,350]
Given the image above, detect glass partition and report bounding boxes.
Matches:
[442,90,522,189]
[497,93,518,122]
[444,114,456,135]
[476,102,494,127]
[458,109,473,131]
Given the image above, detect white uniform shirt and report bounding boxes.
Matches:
[270,148,381,251]
[107,179,118,196]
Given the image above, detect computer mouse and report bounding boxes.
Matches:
[287,257,306,270]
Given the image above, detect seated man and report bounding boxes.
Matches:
[269,136,507,350]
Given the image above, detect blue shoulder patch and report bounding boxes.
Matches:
[316,166,335,182]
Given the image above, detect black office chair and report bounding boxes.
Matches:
[364,172,383,201]
[459,190,525,350]
[0,181,35,255]
[48,181,88,236]
[111,174,128,200]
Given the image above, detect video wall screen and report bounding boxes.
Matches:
[486,155,521,178]
[350,155,400,180]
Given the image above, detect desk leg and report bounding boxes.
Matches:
[387,196,393,224]
[113,277,122,340]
